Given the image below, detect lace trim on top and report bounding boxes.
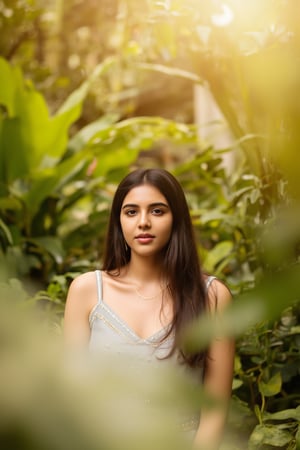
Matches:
[89,271,217,344]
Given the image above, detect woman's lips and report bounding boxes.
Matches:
[135,234,155,244]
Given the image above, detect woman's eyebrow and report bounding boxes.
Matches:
[122,203,138,209]
[122,202,169,209]
[149,202,169,208]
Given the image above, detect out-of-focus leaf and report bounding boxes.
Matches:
[232,378,243,390]
[0,218,13,245]
[259,372,282,397]
[0,57,19,116]
[0,278,30,303]
[203,241,233,272]
[26,237,65,264]
[0,66,82,182]
[24,151,90,217]
[248,424,293,449]
[137,62,203,83]
[57,56,116,115]
[184,265,300,351]
[93,147,139,177]
[68,114,120,153]
[295,424,300,449]
[264,406,300,422]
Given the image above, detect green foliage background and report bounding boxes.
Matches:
[0,1,300,449]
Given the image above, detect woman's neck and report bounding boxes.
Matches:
[123,255,165,284]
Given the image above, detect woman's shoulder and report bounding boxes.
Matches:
[64,271,99,344]
[69,270,97,289]
[204,275,232,312]
[66,270,99,305]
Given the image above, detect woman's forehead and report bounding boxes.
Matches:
[122,184,168,204]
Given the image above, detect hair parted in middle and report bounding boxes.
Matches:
[102,168,208,368]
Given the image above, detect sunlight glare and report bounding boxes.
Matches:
[211,3,234,27]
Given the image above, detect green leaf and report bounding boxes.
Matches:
[249,424,293,448]
[93,147,139,177]
[57,56,116,115]
[296,424,300,449]
[0,76,81,183]
[232,378,243,390]
[0,218,13,245]
[265,405,300,422]
[68,114,120,153]
[24,151,89,217]
[200,210,229,225]
[259,372,282,397]
[203,240,233,272]
[250,188,260,204]
[0,57,20,116]
[26,237,65,264]
[254,404,262,423]
[0,57,114,185]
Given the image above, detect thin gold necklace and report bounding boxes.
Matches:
[134,284,168,301]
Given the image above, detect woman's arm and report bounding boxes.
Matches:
[193,280,235,450]
[63,272,96,349]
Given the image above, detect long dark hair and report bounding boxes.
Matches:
[102,168,207,368]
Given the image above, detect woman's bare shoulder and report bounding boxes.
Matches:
[64,271,98,344]
[206,277,232,312]
[66,271,98,306]
[70,270,97,288]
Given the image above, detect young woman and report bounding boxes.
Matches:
[64,168,234,449]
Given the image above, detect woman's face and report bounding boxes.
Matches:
[120,184,173,258]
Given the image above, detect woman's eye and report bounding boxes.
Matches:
[152,208,163,215]
[125,209,137,216]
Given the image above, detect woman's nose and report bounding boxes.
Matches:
[138,212,151,228]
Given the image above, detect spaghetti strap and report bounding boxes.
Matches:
[95,270,103,304]
[206,276,217,290]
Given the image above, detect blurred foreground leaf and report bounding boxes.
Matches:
[0,288,229,450]
[184,264,300,352]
